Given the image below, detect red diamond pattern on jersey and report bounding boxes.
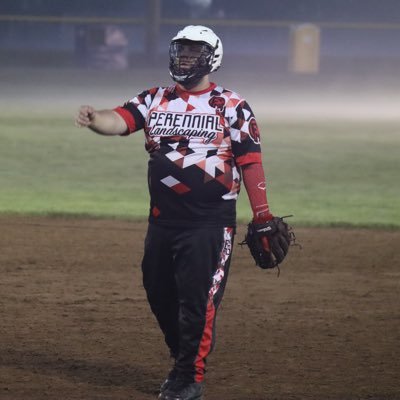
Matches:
[226,96,241,109]
[166,146,234,190]
[166,148,225,176]
[160,176,191,194]
[114,83,262,225]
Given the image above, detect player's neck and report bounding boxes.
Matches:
[178,76,210,93]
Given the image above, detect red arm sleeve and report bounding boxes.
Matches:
[241,162,273,222]
[112,90,149,135]
[113,107,137,134]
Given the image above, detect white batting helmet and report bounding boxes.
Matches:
[169,25,223,85]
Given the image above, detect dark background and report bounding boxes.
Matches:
[1,0,400,21]
[0,0,399,72]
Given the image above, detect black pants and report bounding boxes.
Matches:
[141,223,234,383]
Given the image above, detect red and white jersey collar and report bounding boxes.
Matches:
[175,82,217,96]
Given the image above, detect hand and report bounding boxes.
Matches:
[240,216,293,269]
[260,236,270,253]
[75,105,97,128]
[253,212,273,253]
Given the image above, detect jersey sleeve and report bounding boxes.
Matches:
[229,100,262,166]
[113,87,159,135]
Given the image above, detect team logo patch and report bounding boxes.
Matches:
[248,117,261,144]
[257,181,266,190]
[208,96,226,111]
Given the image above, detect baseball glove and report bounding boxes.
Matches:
[240,216,294,270]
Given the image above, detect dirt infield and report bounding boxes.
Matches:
[1,216,399,400]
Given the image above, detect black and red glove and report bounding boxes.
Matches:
[241,216,293,269]
[240,163,294,269]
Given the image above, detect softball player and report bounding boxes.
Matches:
[76,25,274,400]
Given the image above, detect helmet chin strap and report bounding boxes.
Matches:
[174,73,204,87]
[181,76,211,92]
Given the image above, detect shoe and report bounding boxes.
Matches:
[158,379,203,400]
[160,368,178,393]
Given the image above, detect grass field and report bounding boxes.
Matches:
[1,113,399,228]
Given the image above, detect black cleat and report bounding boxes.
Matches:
[158,380,203,400]
[160,369,178,393]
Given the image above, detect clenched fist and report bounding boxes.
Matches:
[75,105,97,127]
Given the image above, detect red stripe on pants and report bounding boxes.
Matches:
[194,299,216,383]
[193,227,233,383]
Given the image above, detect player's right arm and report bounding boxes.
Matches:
[75,105,128,136]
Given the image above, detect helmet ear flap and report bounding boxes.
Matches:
[198,44,213,69]
[209,38,222,73]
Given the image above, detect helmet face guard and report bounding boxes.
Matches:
[169,40,214,86]
[169,26,223,87]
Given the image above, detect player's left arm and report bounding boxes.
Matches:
[232,102,294,269]
[241,162,273,223]
[230,99,274,223]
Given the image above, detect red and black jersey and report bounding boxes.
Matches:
[114,82,262,227]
